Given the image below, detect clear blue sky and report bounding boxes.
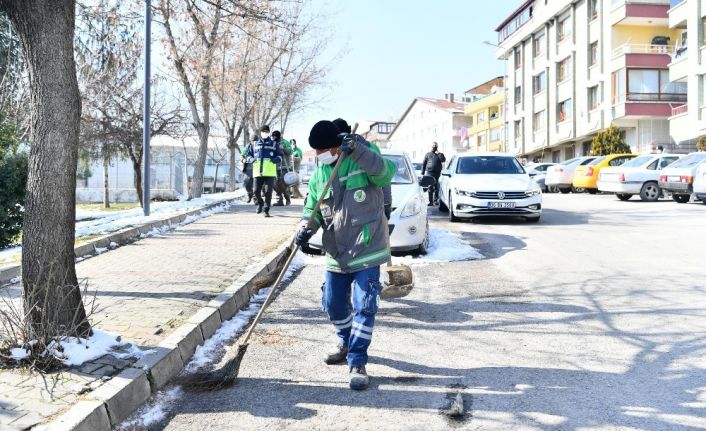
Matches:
[286,0,516,149]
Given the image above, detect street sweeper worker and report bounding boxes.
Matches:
[247,125,282,217]
[294,120,395,391]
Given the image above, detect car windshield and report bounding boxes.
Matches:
[667,153,706,168]
[413,162,422,171]
[588,156,607,166]
[384,154,414,184]
[620,155,654,168]
[561,157,580,166]
[456,156,525,174]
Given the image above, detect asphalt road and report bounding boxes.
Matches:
[132,193,706,430]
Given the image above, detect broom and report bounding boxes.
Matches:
[178,126,353,391]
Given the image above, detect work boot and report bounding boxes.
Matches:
[349,365,369,390]
[273,200,284,207]
[246,194,252,203]
[285,197,291,206]
[264,207,271,217]
[256,204,263,214]
[324,344,348,365]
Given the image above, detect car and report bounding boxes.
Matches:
[525,162,556,192]
[572,153,637,194]
[693,162,706,204]
[437,153,542,222]
[302,150,434,255]
[545,156,598,193]
[658,152,706,203]
[597,153,682,201]
[412,162,423,179]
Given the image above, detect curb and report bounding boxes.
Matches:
[0,196,243,286]
[40,240,292,431]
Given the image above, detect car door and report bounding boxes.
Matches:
[439,156,456,205]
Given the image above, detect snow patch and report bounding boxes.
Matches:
[41,330,151,367]
[393,228,483,265]
[9,347,30,360]
[118,386,182,429]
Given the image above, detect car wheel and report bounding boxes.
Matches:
[587,188,598,195]
[639,182,660,202]
[701,197,706,205]
[559,187,571,194]
[616,193,632,201]
[672,194,690,204]
[438,195,448,212]
[572,187,585,193]
[448,194,459,222]
[417,221,430,255]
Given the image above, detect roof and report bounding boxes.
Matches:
[465,76,505,95]
[387,97,467,141]
[495,0,534,32]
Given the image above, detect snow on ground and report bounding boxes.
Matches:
[392,228,484,265]
[117,387,183,430]
[9,329,153,367]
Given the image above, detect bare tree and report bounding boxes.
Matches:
[0,0,90,338]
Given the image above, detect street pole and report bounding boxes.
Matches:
[143,0,152,216]
[243,89,248,149]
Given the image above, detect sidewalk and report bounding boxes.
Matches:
[0,200,302,430]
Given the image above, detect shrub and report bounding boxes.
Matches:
[591,125,631,156]
[697,136,706,152]
[0,119,26,248]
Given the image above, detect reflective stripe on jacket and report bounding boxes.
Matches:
[248,138,282,177]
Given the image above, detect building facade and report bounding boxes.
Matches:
[362,121,396,148]
[463,77,506,153]
[387,97,472,162]
[496,0,687,163]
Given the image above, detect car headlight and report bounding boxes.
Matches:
[525,188,542,197]
[454,188,474,197]
[400,194,423,218]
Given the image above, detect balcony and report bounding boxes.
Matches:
[669,0,687,28]
[669,54,689,80]
[627,92,687,102]
[611,43,674,69]
[611,0,670,26]
[671,103,688,116]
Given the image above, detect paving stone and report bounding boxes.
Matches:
[37,400,111,431]
[132,346,183,390]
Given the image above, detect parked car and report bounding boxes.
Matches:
[303,150,434,255]
[413,162,423,179]
[659,152,706,203]
[545,156,597,193]
[597,154,681,201]
[525,162,557,192]
[573,153,637,194]
[694,162,706,204]
[437,153,542,222]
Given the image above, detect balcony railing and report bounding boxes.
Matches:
[627,92,687,102]
[612,0,671,6]
[612,43,674,57]
[671,103,688,116]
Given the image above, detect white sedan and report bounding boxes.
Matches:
[694,162,706,204]
[597,153,681,201]
[437,153,542,222]
[303,150,432,254]
[545,156,597,193]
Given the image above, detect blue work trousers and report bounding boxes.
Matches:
[322,266,382,367]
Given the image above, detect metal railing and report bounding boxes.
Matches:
[671,104,688,116]
[612,43,674,57]
[627,92,688,102]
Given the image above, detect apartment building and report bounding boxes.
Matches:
[463,77,506,153]
[496,0,684,163]
[667,0,706,146]
[387,96,472,162]
[361,121,396,149]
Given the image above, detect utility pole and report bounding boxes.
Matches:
[243,89,248,149]
[143,0,152,215]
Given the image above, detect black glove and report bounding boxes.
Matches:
[295,224,314,246]
[340,133,366,155]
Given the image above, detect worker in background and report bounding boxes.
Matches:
[240,134,257,203]
[272,130,292,206]
[247,125,282,217]
[290,139,305,198]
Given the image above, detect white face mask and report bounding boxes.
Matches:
[260,132,269,139]
[317,150,339,165]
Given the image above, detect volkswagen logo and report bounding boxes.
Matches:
[497,191,505,200]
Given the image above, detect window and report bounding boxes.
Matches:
[627,69,687,101]
[490,127,502,142]
[660,157,678,168]
[533,71,546,94]
[533,110,545,131]
[588,85,600,110]
[557,16,571,43]
[514,120,522,140]
[612,70,625,104]
[590,0,599,20]
[514,85,522,104]
[477,112,486,124]
[557,57,571,82]
[558,99,572,122]
[514,49,522,70]
[477,133,486,147]
[609,156,634,167]
[534,31,545,58]
[589,42,598,66]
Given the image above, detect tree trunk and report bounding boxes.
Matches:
[0,0,90,338]
[102,151,110,208]
[228,144,236,192]
[212,162,219,193]
[132,159,143,207]
[189,125,208,198]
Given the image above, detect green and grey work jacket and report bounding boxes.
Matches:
[303,142,395,273]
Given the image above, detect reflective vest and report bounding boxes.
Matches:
[251,139,280,177]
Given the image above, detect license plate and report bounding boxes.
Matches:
[488,202,515,209]
[668,176,681,182]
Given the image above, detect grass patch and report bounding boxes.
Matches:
[74,233,106,246]
[77,202,139,212]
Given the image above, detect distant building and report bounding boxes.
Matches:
[361,121,396,148]
[387,95,472,162]
[463,77,506,153]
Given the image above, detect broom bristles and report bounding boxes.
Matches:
[251,246,292,293]
[177,344,249,391]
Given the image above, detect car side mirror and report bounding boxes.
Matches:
[441,170,451,177]
[418,175,436,188]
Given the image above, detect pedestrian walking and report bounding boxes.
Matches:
[272,130,292,206]
[241,134,257,203]
[247,125,282,217]
[294,120,395,391]
[290,139,305,198]
[421,141,446,205]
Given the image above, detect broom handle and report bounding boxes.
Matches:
[240,123,357,345]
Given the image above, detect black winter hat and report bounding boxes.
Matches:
[260,124,270,133]
[309,120,341,150]
[251,134,259,141]
[271,130,282,140]
[332,118,351,134]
